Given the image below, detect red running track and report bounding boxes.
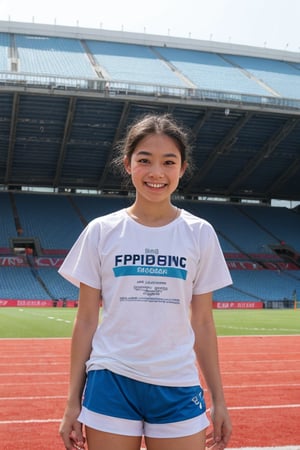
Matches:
[0,336,299,449]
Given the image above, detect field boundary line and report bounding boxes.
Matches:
[218,334,300,338]
[1,335,300,340]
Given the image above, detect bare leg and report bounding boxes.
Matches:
[145,429,206,450]
[85,427,142,450]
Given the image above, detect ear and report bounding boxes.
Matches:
[180,161,188,178]
[124,156,131,174]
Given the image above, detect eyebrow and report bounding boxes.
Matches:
[135,150,179,158]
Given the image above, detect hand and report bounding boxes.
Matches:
[69,430,86,450]
[59,406,86,450]
[206,404,232,450]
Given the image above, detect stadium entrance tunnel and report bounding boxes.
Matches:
[270,244,300,268]
[10,237,42,257]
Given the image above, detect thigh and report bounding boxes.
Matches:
[145,429,206,450]
[86,427,142,450]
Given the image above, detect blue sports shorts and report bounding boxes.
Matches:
[78,369,209,438]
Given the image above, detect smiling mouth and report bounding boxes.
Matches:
[145,182,167,188]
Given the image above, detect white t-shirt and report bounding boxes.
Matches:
[59,208,232,387]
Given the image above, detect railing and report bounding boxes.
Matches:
[1,71,300,111]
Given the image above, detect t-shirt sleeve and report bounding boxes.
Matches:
[193,222,232,295]
[58,220,101,289]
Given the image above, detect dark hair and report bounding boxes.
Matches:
[113,113,193,178]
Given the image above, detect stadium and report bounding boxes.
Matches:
[0,19,300,450]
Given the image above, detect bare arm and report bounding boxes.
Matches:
[59,283,101,450]
[191,292,232,450]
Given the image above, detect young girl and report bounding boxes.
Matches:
[59,114,232,450]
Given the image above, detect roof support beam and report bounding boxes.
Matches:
[266,152,300,197]
[97,101,130,189]
[226,116,300,195]
[53,96,77,187]
[191,109,213,138]
[186,111,253,193]
[5,92,19,184]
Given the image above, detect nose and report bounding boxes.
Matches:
[148,163,164,178]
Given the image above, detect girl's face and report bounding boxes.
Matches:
[124,133,187,204]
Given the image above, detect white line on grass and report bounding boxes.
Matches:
[47,316,71,323]
[17,308,72,324]
[218,334,300,338]
[219,326,300,333]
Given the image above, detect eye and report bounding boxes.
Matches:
[164,160,176,165]
[138,158,150,164]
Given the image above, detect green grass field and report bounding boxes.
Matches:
[0,307,299,338]
[0,307,75,338]
[213,309,300,335]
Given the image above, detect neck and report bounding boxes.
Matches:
[127,201,179,227]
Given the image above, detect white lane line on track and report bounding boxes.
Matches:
[228,404,300,410]
[3,369,300,376]
[0,420,299,450]
[0,395,67,402]
[0,395,66,400]
[0,381,68,386]
[229,447,300,450]
[0,371,67,376]
[222,369,300,374]
[1,359,300,366]
[0,419,61,424]
[225,383,300,388]
[1,398,299,410]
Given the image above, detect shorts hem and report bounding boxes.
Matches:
[78,406,210,438]
[79,407,143,436]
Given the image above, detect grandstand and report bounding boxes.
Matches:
[0,20,299,309]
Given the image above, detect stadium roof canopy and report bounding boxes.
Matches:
[0,21,300,202]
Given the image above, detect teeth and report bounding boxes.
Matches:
[146,183,165,188]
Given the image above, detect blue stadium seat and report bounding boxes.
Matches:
[38,267,78,300]
[0,266,48,299]
[15,35,97,82]
[0,193,18,247]
[0,33,10,71]
[1,195,300,303]
[225,55,300,99]
[14,193,83,250]
[154,47,269,96]
[86,41,187,88]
